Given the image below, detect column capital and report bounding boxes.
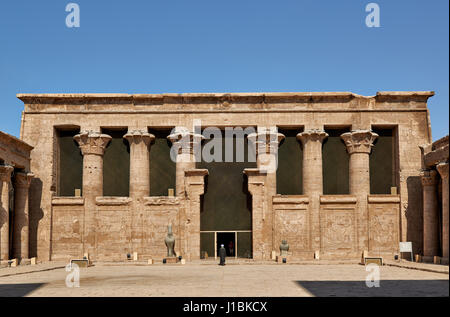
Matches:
[421,169,439,187]
[247,127,285,155]
[74,131,111,156]
[341,130,378,154]
[296,129,328,145]
[0,165,14,182]
[124,130,155,146]
[437,162,449,180]
[14,172,34,188]
[167,128,204,155]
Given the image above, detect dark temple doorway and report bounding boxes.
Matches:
[198,128,256,259]
[216,232,235,257]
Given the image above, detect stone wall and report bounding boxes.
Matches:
[17,91,434,261]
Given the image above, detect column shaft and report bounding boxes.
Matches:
[341,130,378,253]
[124,131,154,198]
[437,162,449,259]
[297,130,328,252]
[421,170,439,257]
[13,172,33,260]
[74,131,111,259]
[0,165,13,261]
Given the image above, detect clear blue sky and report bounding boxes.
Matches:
[0,0,448,140]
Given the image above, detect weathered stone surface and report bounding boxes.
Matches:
[12,91,436,261]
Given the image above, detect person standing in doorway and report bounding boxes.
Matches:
[228,240,234,256]
[219,244,226,266]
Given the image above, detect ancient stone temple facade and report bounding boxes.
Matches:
[16,91,435,262]
[420,136,449,264]
[0,131,34,264]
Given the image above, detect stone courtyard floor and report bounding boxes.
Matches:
[0,261,448,297]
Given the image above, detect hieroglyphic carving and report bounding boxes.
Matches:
[321,207,356,251]
[368,204,400,252]
[275,209,309,251]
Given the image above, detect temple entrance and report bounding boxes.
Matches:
[216,232,235,257]
[198,128,255,259]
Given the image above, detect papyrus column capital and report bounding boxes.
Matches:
[0,165,14,182]
[124,130,155,146]
[341,130,378,155]
[437,162,449,180]
[247,127,285,155]
[296,129,328,145]
[167,128,204,155]
[14,172,34,188]
[74,130,112,156]
[421,169,439,187]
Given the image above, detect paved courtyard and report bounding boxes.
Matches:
[0,262,448,297]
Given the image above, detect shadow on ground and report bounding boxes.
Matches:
[0,283,45,297]
[296,280,449,297]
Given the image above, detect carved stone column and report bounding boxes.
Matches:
[341,130,378,253]
[247,128,285,259]
[124,130,155,198]
[243,168,267,260]
[0,165,13,261]
[437,162,449,259]
[297,129,328,252]
[184,169,208,261]
[168,128,204,197]
[74,131,111,198]
[13,172,34,261]
[297,130,328,195]
[421,169,440,258]
[74,131,111,258]
[247,128,285,195]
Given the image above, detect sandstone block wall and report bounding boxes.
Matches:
[16,91,433,261]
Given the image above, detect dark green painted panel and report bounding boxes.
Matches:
[200,232,214,258]
[102,129,130,197]
[237,232,252,258]
[197,132,255,232]
[149,129,176,196]
[58,130,82,196]
[277,129,303,195]
[370,129,394,194]
[323,129,350,194]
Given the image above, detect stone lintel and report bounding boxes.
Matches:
[185,169,209,177]
[423,145,449,168]
[273,195,309,204]
[143,196,181,206]
[95,197,132,206]
[51,197,85,206]
[320,195,357,204]
[367,195,401,203]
